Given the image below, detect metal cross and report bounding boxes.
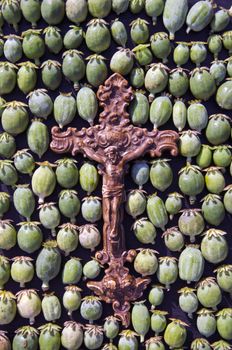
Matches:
[51,73,179,326]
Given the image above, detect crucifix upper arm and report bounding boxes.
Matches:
[81,145,105,165]
[123,138,153,164]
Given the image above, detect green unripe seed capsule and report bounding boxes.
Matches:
[178,163,204,205]
[168,68,189,98]
[84,325,104,350]
[83,259,101,280]
[43,26,63,54]
[157,256,178,291]
[16,289,41,325]
[130,67,145,89]
[118,330,138,350]
[39,202,60,237]
[178,287,198,319]
[178,208,205,242]
[201,229,228,264]
[150,159,173,192]
[196,277,222,310]
[132,301,150,342]
[210,60,226,86]
[55,158,79,189]
[13,326,39,350]
[204,166,225,194]
[41,60,62,91]
[41,292,61,322]
[63,286,82,316]
[179,130,201,163]
[126,189,146,219]
[78,224,101,251]
[0,291,16,325]
[151,32,171,63]
[134,248,158,276]
[13,149,35,175]
[62,50,85,90]
[79,162,99,194]
[210,7,231,33]
[80,296,102,323]
[38,323,61,350]
[190,42,207,66]
[191,338,211,350]
[13,185,35,221]
[88,0,111,18]
[57,223,78,256]
[0,256,10,290]
[62,257,82,285]
[66,0,87,24]
[22,29,45,65]
[179,244,205,284]
[32,161,56,204]
[196,308,216,338]
[223,185,232,214]
[216,79,232,110]
[86,54,108,88]
[132,218,156,245]
[145,0,164,25]
[190,67,216,101]
[20,0,41,27]
[162,227,184,252]
[63,26,84,49]
[173,42,190,67]
[81,197,102,224]
[0,160,18,187]
[112,0,129,15]
[36,240,61,291]
[2,101,29,136]
[86,19,111,53]
[27,119,49,159]
[0,62,17,96]
[111,19,128,48]
[61,321,83,350]
[0,132,16,158]
[208,34,223,59]
[187,100,208,132]
[130,0,145,14]
[27,89,53,120]
[163,0,188,40]
[214,265,232,296]
[132,44,153,66]
[165,192,183,220]
[17,221,42,254]
[54,92,76,129]
[150,95,172,128]
[58,190,80,224]
[164,319,188,349]
[110,48,134,76]
[104,316,120,341]
[145,63,169,101]
[172,99,187,132]
[76,86,98,126]
[41,0,64,25]
[11,256,34,288]
[201,194,225,227]
[206,114,231,145]
[186,0,214,34]
[149,285,165,309]
[17,61,38,95]
[3,35,22,63]
[147,193,168,231]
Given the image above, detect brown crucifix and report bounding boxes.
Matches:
[51,73,179,326]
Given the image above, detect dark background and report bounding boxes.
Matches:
[1,0,232,348]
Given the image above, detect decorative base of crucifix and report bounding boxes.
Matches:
[88,250,150,326]
[51,73,179,326]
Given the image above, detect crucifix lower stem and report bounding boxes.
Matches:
[51,73,179,326]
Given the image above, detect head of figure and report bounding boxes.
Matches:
[105,146,119,164]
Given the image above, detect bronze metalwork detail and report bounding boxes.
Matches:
[51,73,179,326]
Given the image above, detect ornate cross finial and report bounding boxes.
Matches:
[97,73,134,125]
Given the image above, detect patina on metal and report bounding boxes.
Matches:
[51,73,179,326]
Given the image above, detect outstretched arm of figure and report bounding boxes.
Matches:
[122,138,153,164]
[81,146,105,165]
